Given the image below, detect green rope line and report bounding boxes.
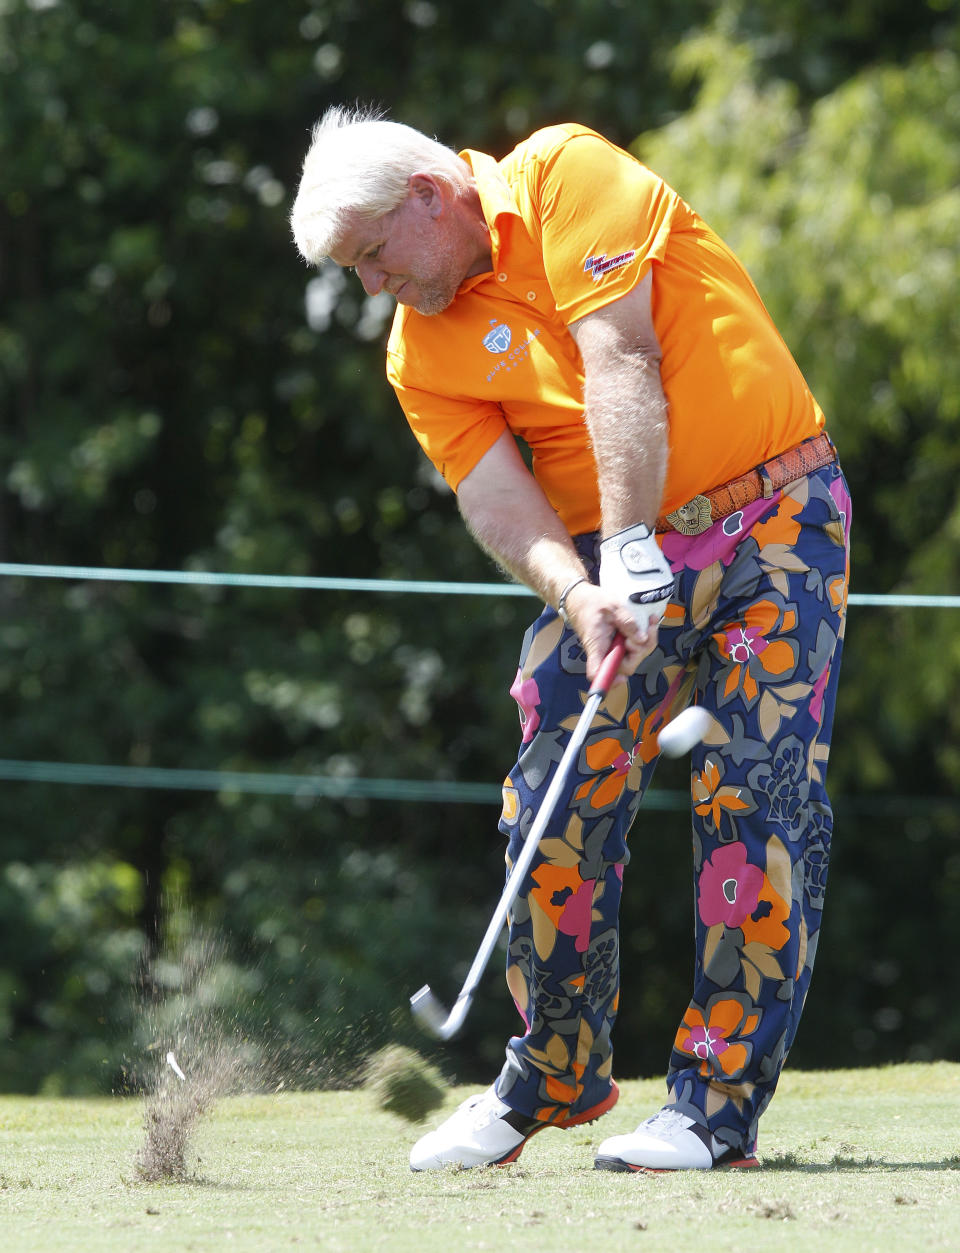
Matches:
[1,562,957,805]
[0,758,496,803]
[0,758,689,810]
[0,562,530,597]
[0,757,953,814]
[1,562,958,607]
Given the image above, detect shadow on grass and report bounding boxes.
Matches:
[762,1152,960,1173]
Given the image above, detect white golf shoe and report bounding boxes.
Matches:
[594,1106,759,1172]
[410,1080,619,1171]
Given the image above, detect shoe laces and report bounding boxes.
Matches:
[455,1087,508,1129]
[641,1106,689,1137]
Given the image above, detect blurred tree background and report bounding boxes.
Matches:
[0,0,957,1093]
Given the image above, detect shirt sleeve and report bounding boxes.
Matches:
[529,129,681,324]
[386,349,508,493]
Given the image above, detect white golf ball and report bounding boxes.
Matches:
[657,705,711,758]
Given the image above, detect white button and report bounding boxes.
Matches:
[497,272,507,282]
[526,290,536,301]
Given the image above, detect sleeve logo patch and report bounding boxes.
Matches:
[584,250,637,281]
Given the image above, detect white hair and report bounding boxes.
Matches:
[290,104,472,265]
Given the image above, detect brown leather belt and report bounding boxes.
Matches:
[655,432,837,536]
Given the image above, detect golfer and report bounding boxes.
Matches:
[291,108,851,1172]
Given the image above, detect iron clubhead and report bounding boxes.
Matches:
[409,984,451,1037]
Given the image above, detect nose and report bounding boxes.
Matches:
[355,260,385,297]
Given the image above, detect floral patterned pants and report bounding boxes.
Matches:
[495,461,851,1157]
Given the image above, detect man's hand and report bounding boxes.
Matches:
[561,577,662,684]
[564,521,676,683]
[598,522,675,632]
[455,433,672,685]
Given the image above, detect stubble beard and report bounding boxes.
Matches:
[413,286,455,316]
[408,236,466,316]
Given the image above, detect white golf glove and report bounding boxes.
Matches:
[599,522,675,631]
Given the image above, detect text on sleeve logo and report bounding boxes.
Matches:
[584,250,637,281]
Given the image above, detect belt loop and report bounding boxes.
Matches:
[759,466,775,499]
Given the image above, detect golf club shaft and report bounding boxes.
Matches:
[417,635,626,1039]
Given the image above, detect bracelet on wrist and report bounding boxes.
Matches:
[557,575,588,626]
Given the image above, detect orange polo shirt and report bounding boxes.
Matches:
[386,123,824,536]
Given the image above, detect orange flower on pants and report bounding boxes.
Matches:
[740,876,791,951]
[692,754,755,837]
[674,995,760,1078]
[752,492,803,551]
[714,599,798,705]
[573,707,644,812]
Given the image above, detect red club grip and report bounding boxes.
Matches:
[589,634,626,697]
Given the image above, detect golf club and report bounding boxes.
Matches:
[410,633,627,1041]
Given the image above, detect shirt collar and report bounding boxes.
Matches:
[459,148,523,280]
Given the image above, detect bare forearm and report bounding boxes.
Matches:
[456,430,660,682]
[583,342,668,533]
[571,269,670,535]
[458,484,586,611]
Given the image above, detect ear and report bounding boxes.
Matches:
[408,173,445,219]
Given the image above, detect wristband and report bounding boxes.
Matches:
[557,576,588,626]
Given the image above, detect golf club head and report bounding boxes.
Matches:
[409,984,471,1040]
[409,985,450,1037]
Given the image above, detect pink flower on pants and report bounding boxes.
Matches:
[557,878,596,953]
[723,623,769,664]
[829,475,852,532]
[698,842,764,929]
[809,663,830,724]
[682,1024,730,1060]
[510,669,541,743]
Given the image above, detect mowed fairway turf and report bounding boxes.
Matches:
[1,1063,958,1251]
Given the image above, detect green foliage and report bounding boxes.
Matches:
[0,0,958,1094]
[0,857,143,1094]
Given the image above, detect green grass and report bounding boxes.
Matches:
[1,1063,958,1252]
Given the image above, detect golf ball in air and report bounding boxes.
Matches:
[657,706,711,758]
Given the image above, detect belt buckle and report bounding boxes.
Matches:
[665,494,713,536]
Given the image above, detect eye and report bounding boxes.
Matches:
[348,242,383,274]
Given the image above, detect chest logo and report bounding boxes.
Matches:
[482,323,512,354]
[584,250,637,281]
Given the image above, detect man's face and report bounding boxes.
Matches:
[332,179,468,316]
